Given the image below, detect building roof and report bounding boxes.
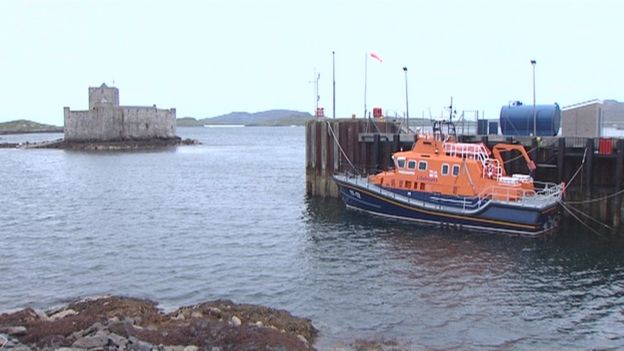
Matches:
[562,99,602,111]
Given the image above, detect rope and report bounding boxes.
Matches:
[558,200,608,239]
[326,121,360,175]
[564,187,624,205]
[564,201,615,231]
[563,147,588,191]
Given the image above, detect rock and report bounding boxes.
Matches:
[107,332,128,348]
[297,334,308,345]
[190,311,203,319]
[82,321,104,336]
[128,336,156,351]
[206,307,221,314]
[230,315,241,326]
[49,309,78,321]
[32,308,50,322]
[255,321,264,327]
[172,312,185,320]
[162,346,185,351]
[72,335,109,349]
[183,346,198,351]
[210,347,223,351]
[0,326,27,335]
[0,334,10,347]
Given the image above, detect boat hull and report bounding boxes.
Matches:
[334,176,560,236]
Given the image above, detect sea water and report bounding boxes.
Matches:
[1,127,623,349]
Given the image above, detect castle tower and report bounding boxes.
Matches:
[88,83,119,109]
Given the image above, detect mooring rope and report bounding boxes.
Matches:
[563,201,615,231]
[563,147,588,191]
[558,200,608,239]
[564,187,624,205]
[326,120,360,175]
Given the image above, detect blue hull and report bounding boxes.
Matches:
[334,176,560,236]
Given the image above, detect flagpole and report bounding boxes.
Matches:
[364,51,368,118]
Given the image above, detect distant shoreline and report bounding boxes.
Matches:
[0,128,63,135]
[0,137,200,150]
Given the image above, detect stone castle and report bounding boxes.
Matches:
[64,84,176,141]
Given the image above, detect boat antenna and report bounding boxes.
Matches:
[449,96,453,122]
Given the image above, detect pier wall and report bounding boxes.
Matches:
[306,119,624,232]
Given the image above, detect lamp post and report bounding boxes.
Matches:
[315,71,320,116]
[531,59,537,136]
[403,66,409,132]
[332,51,336,119]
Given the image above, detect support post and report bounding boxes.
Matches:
[584,138,595,215]
[372,134,380,173]
[613,139,624,231]
[392,134,400,152]
[558,137,566,183]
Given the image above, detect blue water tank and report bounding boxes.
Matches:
[499,102,561,136]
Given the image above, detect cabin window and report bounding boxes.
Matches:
[397,158,406,168]
[414,182,418,190]
[418,161,428,171]
[391,180,396,187]
[441,163,449,176]
[407,160,417,169]
[405,181,412,188]
[399,181,404,188]
[420,183,425,190]
[452,164,460,177]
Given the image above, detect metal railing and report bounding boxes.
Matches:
[337,173,563,212]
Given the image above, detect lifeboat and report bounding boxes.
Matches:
[333,121,563,236]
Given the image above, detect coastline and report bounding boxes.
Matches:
[0,137,200,150]
[0,295,316,351]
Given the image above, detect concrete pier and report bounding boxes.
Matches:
[305,118,402,198]
[306,119,624,232]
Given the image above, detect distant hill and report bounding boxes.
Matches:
[178,109,313,127]
[0,119,63,134]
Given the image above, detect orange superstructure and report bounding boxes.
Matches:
[369,125,538,202]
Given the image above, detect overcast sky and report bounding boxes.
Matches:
[0,0,622,125]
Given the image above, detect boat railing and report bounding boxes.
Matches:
[337,173,492,213]
[476,181,563,206]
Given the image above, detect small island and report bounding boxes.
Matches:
[0,119,63,135]
[178,110,313,127]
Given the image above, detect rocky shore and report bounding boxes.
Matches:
[0,137,199,150]
[0,296,317,351]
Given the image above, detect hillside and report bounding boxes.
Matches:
[178,109,313,127]
[0,119,63,134]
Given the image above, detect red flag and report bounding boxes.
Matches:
[370,52,383,63]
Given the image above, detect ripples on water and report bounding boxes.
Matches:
[1,127,623,349]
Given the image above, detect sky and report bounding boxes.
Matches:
[0,0,622,126]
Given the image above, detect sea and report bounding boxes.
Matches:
[1,126,623,350]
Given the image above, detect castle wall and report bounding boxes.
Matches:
[64,106,176,142]
[118,106,176,140]
[64,85,176,142]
